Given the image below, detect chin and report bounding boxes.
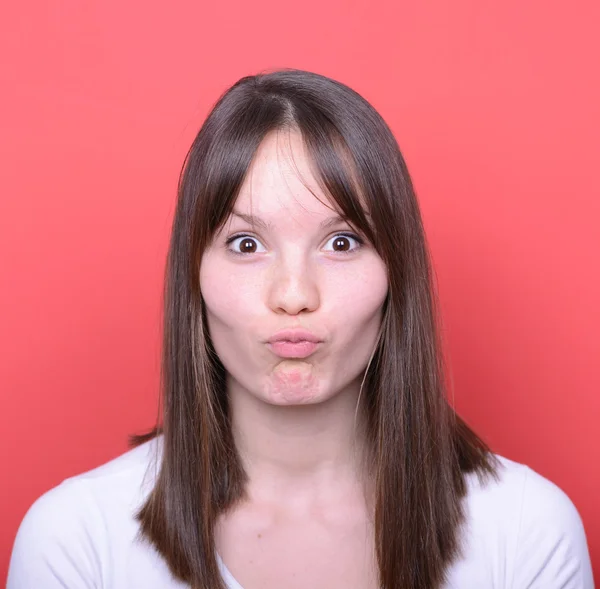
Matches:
[262,386,323,406]
[260,362,325,405]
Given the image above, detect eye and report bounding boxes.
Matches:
[323,232,364,255]
[225,234,267,256]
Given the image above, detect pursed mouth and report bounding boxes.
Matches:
[266,340,321,358]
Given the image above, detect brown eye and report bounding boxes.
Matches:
[225,235,266,256]
[324,233,363,255]
[240,238,257,253]
[332,236,351,252]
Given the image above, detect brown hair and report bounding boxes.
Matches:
[129,68,500,589]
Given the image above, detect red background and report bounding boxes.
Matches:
[1,0,598,583]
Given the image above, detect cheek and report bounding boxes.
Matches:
[324,262,388,369]
[199,259,263,375]
[327,260,388,321]
[200,257,259,325]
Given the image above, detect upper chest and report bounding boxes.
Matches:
[215,498,380,589]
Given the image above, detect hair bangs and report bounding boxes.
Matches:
[186,91,296,283]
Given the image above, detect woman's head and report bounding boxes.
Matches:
[200,128,388,408]
[182,68,427,411]
[134,68,498,589]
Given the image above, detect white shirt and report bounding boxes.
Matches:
[7,435,595,588]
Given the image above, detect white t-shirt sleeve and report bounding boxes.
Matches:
[512,466,595,589]
[7,478,104,589]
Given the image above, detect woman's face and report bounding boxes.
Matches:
[199,129,388,406]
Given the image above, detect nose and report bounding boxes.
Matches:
[267,254,320,316]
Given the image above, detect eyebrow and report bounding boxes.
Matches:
[230,210,363,231]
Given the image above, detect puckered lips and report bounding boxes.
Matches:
[266,328,323,359]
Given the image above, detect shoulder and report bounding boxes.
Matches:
[7,436,162,589]
[464,454,595,589]
[464,454,578,523]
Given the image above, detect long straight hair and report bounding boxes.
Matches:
[129,68,500,589]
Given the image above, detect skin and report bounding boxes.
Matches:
[199,128,388,588]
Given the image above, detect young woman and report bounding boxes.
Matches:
[7,69,594,589]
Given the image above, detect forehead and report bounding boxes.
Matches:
[233,128,338,220]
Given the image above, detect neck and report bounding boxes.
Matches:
[227,374,372,503]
